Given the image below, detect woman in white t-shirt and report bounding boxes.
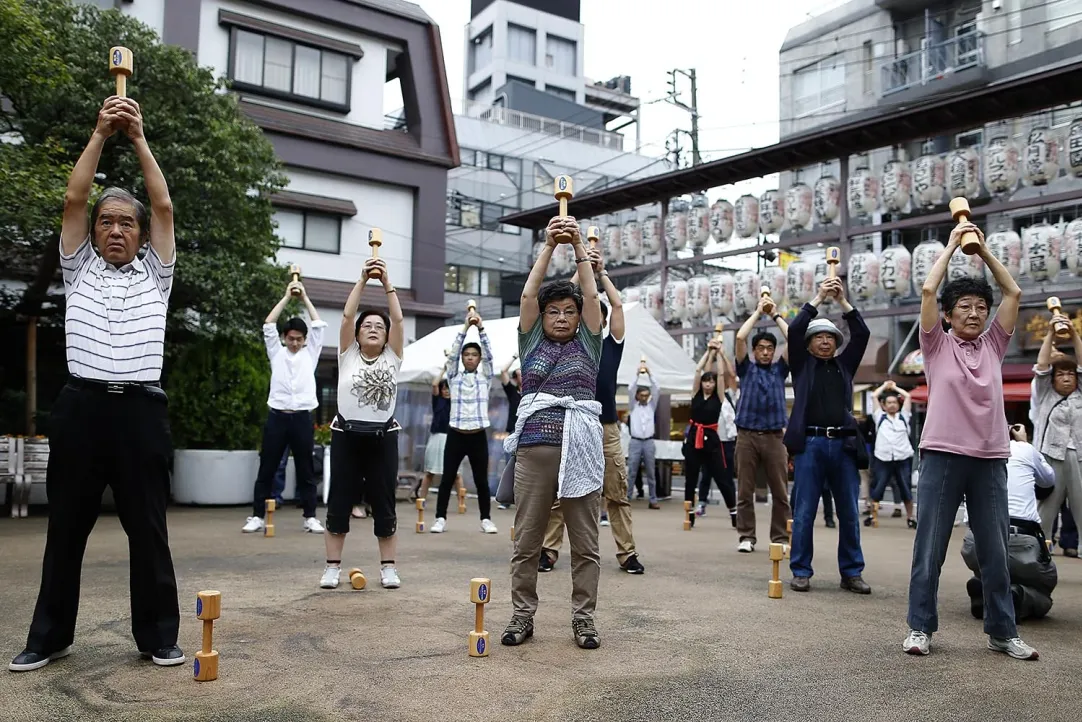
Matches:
[319,257,405,591]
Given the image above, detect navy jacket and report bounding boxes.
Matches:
[783,303,870,454]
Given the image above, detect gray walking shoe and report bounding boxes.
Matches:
[572,617,600,649]
[501,615,534,646]
[988,636,1038,661]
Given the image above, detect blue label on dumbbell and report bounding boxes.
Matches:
[558,177,567,190]
[477,638,485,654]
[193,659,200,676]
[112,49,122,66]
[196,599,203,615]
[478,583,488,601]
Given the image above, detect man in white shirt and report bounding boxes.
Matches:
[627,369,660,509]
[961,424,1057,622]
[868,380,916,527]
[242,281,327,534]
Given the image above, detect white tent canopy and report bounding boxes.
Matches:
[399,302,696,394]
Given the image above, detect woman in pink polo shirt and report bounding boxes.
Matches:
[902,221,1038,662]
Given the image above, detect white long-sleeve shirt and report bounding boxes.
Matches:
[263,320,327,411]
[628,373,659,440]
[1006,440,1056,523]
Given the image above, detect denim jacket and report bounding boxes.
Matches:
[1031,364,1082,461]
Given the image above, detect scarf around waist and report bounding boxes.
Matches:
[504,392,603,498]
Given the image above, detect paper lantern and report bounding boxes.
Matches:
[984,229,1022,279]
[1023,126,1061,186]
[760,266,788,312]
[689,275,711,317]
[785,183,813,230]
[1064,219,1082,276]
[642,213,662,254]
[603,223,623,265]
[622,286,642,305]
[733,271,761,317]
[879,245,912,299]
[734,194,760,239]
[622,218,642,258]
[549,243,568,274]
[912,153,945,207]
[847,250,881,300]
[847,165,879,218]
[1022,222,1062,281]
[1068,119,1082,177]
[947,246,984,281]
[664,279,688,323]
[666,206,689,251]
[983,136,1020,195]
[813,260,833,305]
[881,160,912,212]
[786,261,815,308]
[688,194,711,249]
[759,189,785,234]
[710,199,734,243]
[643,284,663,321]
[813,174,841,225]
[709,273,735,315]
[912,240,945,290]
[946,147,980,199]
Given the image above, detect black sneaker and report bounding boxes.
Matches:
[538,551,555,572]
[729,509,737,528]
[501,615,534,646]
[621,555,645,574]
[572,617,600,649]
[8,645,72,672]
[824,518,836,529]
[966,576,984,619]
[140,645,186,667]
[892,508,903,518]
[907,518,917,529]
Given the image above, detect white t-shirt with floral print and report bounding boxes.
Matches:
[337,343,401,423]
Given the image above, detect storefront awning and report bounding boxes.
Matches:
[909,381,1033,405]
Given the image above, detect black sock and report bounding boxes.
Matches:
[381,559,394,566]
[327,559,341,566]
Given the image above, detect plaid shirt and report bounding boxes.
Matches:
[445,327,494,431]
[735,356,789,431]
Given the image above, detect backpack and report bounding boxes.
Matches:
[877,412,910,434]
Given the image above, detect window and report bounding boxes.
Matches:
[468,78,492,104]
[457,267,479,295]
[955,128,982,148]
[791,54,845,118]
[446,192,520,235]
[230,29,352,110]
[480,270,501,297]
[503,157,522,185]
[273,209,341,253]
[1049,0,1082,32]
[545,85,576,102]
[486,153,503,171]
[545,34,576,76]
[506,74,536,88]
[954,20,979,67]
[469,26,493,74]
[862,41,874,95]
[444,265,459,292]
[507,24,536,65]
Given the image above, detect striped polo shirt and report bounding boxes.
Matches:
[60,237,174,382]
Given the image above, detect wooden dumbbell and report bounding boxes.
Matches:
[415,497,426,533]
[466,299,479,326]
[948,197,982,255]
[368,228,383,279]
[553,176,574,243]
[264,499,275,538]
[194,590,220,682]
[510,525,515,541]
[108,46,133,98]
[469,578,491,657]
[458,485,467,515]
[587,225,600,250]
[826,247,841,277]
[760,285,776,315]
[1048,297,1071,340]
[288,264,302,296]
[871,501,879,528]
[683,500,695,531]
[768,544,784,599]
[349,567,367,590]
[786,519,793,558]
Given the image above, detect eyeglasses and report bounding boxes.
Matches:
[954,304,988,316]
[359,323,386,332]
[544,309,579,319]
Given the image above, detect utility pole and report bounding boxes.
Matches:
[664,68,700,165]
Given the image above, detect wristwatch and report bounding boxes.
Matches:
[772,313,781,321]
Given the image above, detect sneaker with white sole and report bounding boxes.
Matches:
[241,516,264,533]
[988,636,1039,660]
[600,514,610,527]
[737,539,754,553]
[303,517,325,533]
[430,517,447,533]
[8,645,73,672]
[141,645,185,667]
[380,566,401,589]
[695,502,706,517]
[903,629,931,655]
[320,566,341,589]
[480,519,498,534]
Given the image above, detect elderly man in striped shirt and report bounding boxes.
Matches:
[10,97,183,672]
[430,311,498,534]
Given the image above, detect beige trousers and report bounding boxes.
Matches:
[510,445,601,619]
[542,423,637,564]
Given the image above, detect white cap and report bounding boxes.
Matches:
[805,318,843,345]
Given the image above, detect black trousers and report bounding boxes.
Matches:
[436,429,491,520]
[327,430,398,537]
[252,409,317,519]
[696,440,737,508]
[26,384,179,654]
[685,442,736,509]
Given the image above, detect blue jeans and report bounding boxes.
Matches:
[872,458,912,503]
[907,451,1015,638]
[790,436,864,579]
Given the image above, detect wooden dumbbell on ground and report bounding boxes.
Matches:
[768,544,784,599]
[415,497,426,533]
[683,500,695,531]
[194,590,220,682]
[349,567,367,590]
[458,485,467,515]
[264,499,275,538]
[469,578,491,657]
[510,524,515,541]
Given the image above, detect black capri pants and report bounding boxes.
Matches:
[327,429,398,537]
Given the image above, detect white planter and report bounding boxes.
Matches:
[172,449,260,505]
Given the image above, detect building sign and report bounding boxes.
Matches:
[1019,307,1082,350]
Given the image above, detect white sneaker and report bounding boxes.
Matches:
[430,518,447,533]
[599,515,610,527]
[242,516,264,533]
[380,566,401,589]
[304,517,325,533]
[320,566,341,589]
[988,636,1038,660]
[737,540,754,553]
[480,519,498,534]
[903,629,931,656]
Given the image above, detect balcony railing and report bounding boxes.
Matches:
[461,101,624,151]
[880,29,985,97]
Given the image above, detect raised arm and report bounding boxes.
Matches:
[694,345,716,395]
[265,282,295,326]
[897,384,912,414]
[520,217,561,332]
[116,98,174,263]
[569,225,602,334]
[340,259,377,354]
[1038,314,1082,371]
[380,262,405,358]
[832,281,869,375]
[63,99,124,253]
[718,347,738,392]
[500,354,517,385]
[477,323,495,378]
[970,225,1021,334]
[445,324,468,380]
[920,232,960,333]
[735,308,760,363]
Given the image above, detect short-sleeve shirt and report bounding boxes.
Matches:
[60,237,174,382]
[919,319,1011,458]
[430,394,450,434]
[734,357,789,431]
[596,333,625,424]
[872,408,913,462]
[337,344,402,423]
[517,318,603,447]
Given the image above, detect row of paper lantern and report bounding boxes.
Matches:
[619,220,1082,323]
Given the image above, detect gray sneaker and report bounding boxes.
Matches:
[572,617,600,649]
[988,636,1039,660]
[500,615,534,646]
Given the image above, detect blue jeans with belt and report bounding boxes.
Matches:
[790,436,864,579]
